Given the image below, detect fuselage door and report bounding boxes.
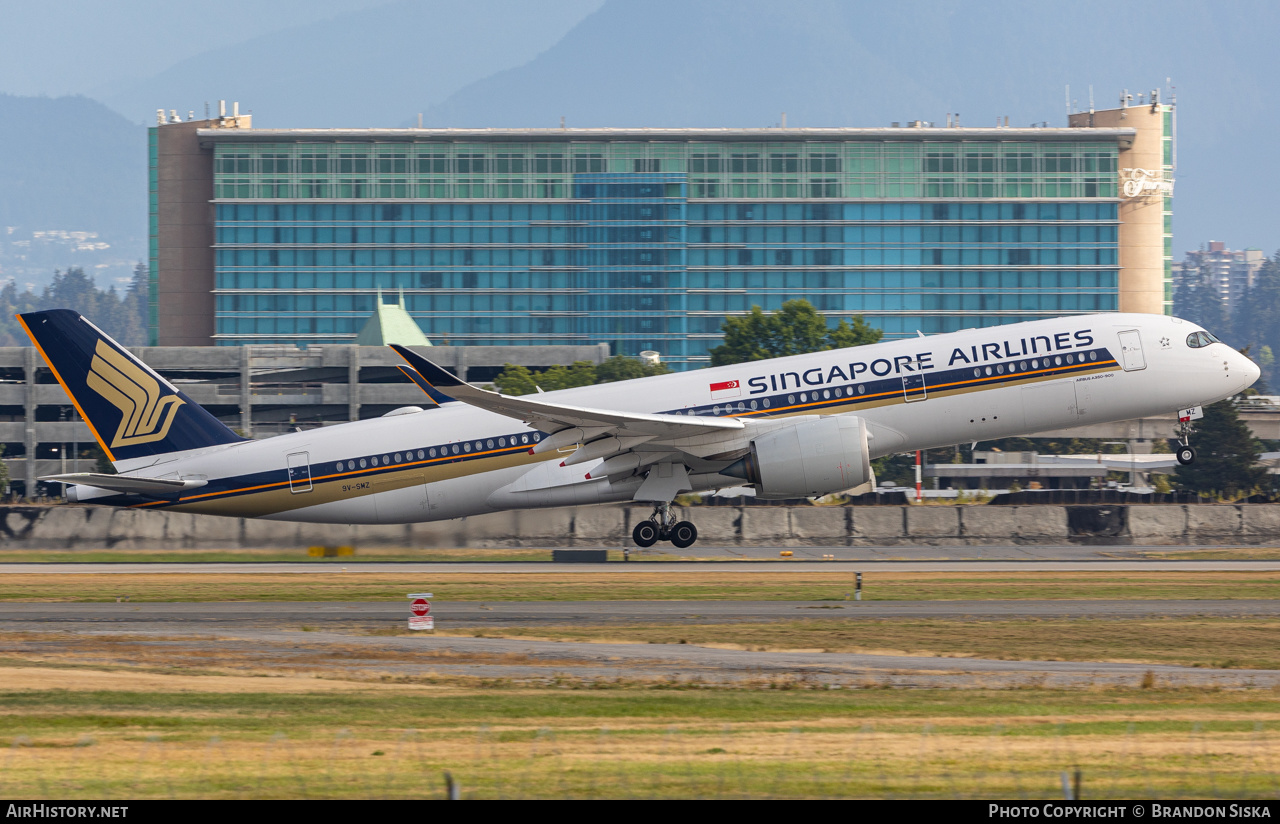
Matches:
[287,451,313,493]
[1117,330,1146,371]
[902,373,927,402]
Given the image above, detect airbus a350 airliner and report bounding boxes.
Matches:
[19,310,1258,548]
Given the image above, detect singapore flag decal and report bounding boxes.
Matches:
[709,379,742,400]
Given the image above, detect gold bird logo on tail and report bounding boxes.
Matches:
[85,340,184,448]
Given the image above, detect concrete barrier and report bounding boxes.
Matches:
[2,502,1279,549]
[959,506,1017,540]
[906,507,959,541]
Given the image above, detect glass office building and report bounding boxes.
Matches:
[153,121,1154,367]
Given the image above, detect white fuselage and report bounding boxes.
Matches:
[98,313,1257,524]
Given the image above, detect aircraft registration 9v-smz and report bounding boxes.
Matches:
[19,310,1259,548]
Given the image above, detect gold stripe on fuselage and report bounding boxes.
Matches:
[154,445,546,517]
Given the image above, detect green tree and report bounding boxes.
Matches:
[493,364,539,396]
[531,361,598,392]
[1174,258,1226,332]
[86,444,114,475]
[492,355,671,396]
[1173,399,1268,496]
[709,299,882,366]
[0,264,148,346]
[1232,252,1280,388]
[594,355,672,384]
[115,262,149,346]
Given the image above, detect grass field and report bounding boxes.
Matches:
[5,565,1280,798]
[2,681,1279,798]
[2,569,1279,603]
[1142,548,1280,560]
[434,617,1280,671]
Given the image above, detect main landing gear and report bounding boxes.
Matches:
[631,501,699,549]
[1175,416,1197,466]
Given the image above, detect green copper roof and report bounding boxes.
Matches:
[354,290,433,347]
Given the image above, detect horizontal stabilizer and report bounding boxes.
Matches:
[39,473,208,496]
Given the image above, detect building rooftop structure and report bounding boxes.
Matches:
[199,126,1137,143]
[353,290,432,347]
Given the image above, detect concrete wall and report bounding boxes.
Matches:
[2,503,1279,549]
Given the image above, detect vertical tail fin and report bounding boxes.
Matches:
[18,310,245,468]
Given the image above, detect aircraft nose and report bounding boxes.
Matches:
[1230,349,1262,390]
[1242,354,1262,387]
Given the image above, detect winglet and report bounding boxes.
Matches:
[394,365,449,406]
[390,344,469,391]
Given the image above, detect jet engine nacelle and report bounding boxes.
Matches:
[728,415,873,499]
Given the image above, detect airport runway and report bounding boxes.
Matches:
[4,544,1276,567]
[5,548,1277,690]
[3,599,1280,629]
[4,558,1280,574]
[4,622,1275,690]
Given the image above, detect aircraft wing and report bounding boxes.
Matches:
[391,345,743,440]
[38,473,208,496]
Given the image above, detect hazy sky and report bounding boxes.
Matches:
[2,0,1276,253]
[0,0,390,97]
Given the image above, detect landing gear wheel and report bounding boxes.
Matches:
[632,521,659,548]
[1176,445,1196,466]
[669,520,698,549]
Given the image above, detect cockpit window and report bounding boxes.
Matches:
[1186,331,1221,348]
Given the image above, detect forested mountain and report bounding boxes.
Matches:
[0,0,390,100]
[3,0,1279,266]
[424,0,1280,252]
[0,94,144,241]
[96,0,602,127]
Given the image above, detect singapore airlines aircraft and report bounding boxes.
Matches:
[20,309,1258,548]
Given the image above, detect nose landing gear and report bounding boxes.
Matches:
[631,502,699,549]
[1175,415,1197,466]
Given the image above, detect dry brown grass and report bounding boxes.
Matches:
[0,665,439,694]
[1142,548,1280,560]
[424,617,1280,670]
[3,635,1280,798]
[0,631,605,680]
[4,569,1280,602]
[3,711,1277,799]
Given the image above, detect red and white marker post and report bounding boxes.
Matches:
[407,592,434,631]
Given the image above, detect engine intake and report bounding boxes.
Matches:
[726,415,873,498]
